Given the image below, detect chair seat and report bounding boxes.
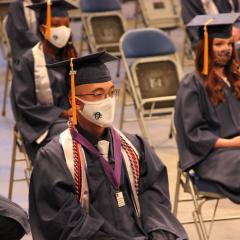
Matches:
[189,171,222,196]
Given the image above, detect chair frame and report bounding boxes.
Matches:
[120,34,182,144]
[1,15,12,116]
[135,0,181,29]
[8,126,32,200]
[80,10,127,78]
[172,112,240,240]
[81,11,127,55]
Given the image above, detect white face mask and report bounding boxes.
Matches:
[48,26,71,48]
[77,97,116,128]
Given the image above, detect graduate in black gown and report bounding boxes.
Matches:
[6,0,41,64]
[0,194,30,240]
[11,0,78,163]
[29,52,188,240]
[175,13,240,203]
[180,0,239,45]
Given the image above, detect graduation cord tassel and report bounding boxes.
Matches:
[45,0,52,40]
[202,18,214,75]
[70,58,77,125]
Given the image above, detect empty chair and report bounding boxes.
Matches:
[135,0,181,29]
[120,28,182,144]
[80,0,127,77]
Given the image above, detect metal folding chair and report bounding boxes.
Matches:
[8,126,32,200]
[8,90,32,200]
[1,16,13,116]
[172,116,240,240]
[80,0,127,77]
[135,0,181,29]
[120,28,182,144]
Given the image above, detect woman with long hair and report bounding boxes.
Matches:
[174,13,240,203]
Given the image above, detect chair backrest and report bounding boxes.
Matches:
[121,28,176,58]
[80,0,121,12]
[138,0,181,29]
[80,0,126,54]
[120,28,181,111]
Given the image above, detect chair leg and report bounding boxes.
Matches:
[8,130,17,200]
[137,110,152,146]
[2,62,10,116]
[116,58,121,79]
[173,167,182,216]
[79,25,86,56]
[189,180,208,240]
[119,81,127,130]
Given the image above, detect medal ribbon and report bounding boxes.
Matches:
[71,127,122,190]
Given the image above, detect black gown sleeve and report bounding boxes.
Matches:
[12,52,64,143]
[174,73,218,170]
[7,2,39,50]
[135,136,188,239]
[29,139,105,240]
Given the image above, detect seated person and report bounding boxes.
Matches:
[0,194,30,240]
[11,0,78,163]
[29,52,188,240]
[175,13,240,203]
[180,0,240,45]
[6,0,41,64]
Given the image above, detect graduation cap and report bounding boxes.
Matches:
[47,51,117,125]
[187,13,240,75]
[28,0,78,40]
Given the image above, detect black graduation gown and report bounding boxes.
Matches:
[0,195,30,240]
[11,46,69,162]
[174,71,240,203]
[29,129,188,240]
[6,0,40,63]
[181,0,239,44]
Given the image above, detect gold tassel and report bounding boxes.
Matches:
[70,58,77,125]
[45,0,52,40]
[202,18,214,76]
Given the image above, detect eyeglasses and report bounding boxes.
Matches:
[75,88,120,102]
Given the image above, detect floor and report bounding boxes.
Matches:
[0,1,240,239]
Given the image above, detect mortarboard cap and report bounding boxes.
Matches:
[187,13,240,75]
[187,13,240,39]
[47,51,117,125]
[28,0,78,40]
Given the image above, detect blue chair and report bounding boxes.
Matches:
[120,28,182,144]
[79,0,126,55]
[79,0,126,78]
[80,0,121,12]
[172,118,240,240]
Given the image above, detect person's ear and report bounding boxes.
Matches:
[69,96,84,111]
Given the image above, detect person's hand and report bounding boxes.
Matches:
[60,108,72,118]
[229,136,240,148]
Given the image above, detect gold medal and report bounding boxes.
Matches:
[115,191,125,207]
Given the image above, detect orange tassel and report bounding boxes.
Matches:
[45,0,52,40]
[202,18,214,76]
[70,58,77,125]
